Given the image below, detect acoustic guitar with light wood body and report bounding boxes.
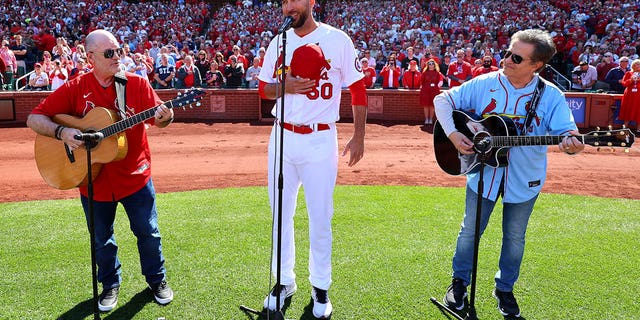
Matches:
[34,89,204,190]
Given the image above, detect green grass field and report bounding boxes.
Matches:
[0,186,638,319]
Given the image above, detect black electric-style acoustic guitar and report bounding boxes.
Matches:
[434,110,635,175]
[34,88,205,190]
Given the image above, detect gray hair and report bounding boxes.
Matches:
[510,29,556,64]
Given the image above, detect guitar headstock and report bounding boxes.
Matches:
[169,88,205,110]
[584,127,635,151]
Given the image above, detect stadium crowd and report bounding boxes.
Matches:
[0,0,638,92]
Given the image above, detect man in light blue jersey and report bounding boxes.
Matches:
[434,29,585,318]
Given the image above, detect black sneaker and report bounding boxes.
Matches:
[443,278,467,311]
[98,286,119,312]
[493,288,520,317]
[150,280,174,305]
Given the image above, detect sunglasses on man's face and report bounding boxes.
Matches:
[91,47,124,59]
[504,50,530,64]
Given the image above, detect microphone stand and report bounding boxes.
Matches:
[240,25,288,320]
[430,141,491,320]
[79,134,103,320]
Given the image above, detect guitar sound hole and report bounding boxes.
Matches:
[473,133,492,153]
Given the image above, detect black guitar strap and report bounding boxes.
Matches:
[114,71,128,119]
[522,76,546,135]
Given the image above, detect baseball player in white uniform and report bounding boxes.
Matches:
[257,0,368,318]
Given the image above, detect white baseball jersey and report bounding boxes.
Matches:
[258,23,364,124]
[261,23,364,291]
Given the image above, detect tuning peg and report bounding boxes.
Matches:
[608,125,613,130]
[622,124,627,129]
[607,142,613,146]
[177,92,183,96]
[621,143,627,147]
[596,126,601,131]
[196,102,201,107]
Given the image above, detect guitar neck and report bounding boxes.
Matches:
[97,95,190,138]
[99,106,161,138]
[491,135,579,147]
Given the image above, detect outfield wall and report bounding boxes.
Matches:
[0,89,623,129]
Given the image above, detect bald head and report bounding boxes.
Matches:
[85,29,122,80]
[85,29,118,52]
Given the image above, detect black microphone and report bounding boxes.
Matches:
[278,16,294,34]
[74,132,104,141]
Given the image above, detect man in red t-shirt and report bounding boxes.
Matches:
[472,55,500,78]
[26,29,175,313]
[447,49,473,87]
[361,58,377,88]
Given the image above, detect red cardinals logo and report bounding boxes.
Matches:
[82,101,97,117]
[272,52,290,81]
[481,98,497,114]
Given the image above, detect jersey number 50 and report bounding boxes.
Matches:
[305,71,333,100]
[306,82,333,100]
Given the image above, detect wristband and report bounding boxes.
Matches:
[54,125,65,140]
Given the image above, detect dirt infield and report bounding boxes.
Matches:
[1,122,638,203]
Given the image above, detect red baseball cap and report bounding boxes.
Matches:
[290,43,331,80]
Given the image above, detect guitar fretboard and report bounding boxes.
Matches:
[99,106,161,138]
[488,135,580,147]
[93,90,201,138]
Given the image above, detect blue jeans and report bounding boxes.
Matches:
[451,186,537,292]
[81,179,166,290]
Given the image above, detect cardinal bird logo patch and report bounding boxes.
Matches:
[481,98,498,114]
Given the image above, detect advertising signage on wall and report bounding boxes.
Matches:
[565,96,586,124]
